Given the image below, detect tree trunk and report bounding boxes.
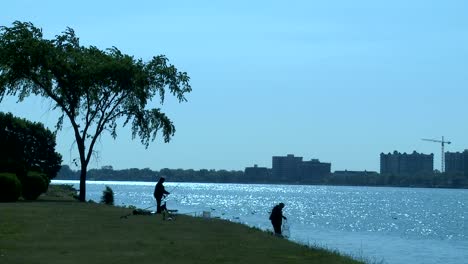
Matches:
[79,163,87,202]
[75,134,88,202]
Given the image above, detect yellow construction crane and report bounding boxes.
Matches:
[422,136,451,173]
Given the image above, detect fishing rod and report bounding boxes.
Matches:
[161,182,182,202]
[168,182,182,193]
[142,204,154,210]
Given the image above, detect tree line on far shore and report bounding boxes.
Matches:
[325,171,468,189]
[56,165,468,189]
[57,165,245,183]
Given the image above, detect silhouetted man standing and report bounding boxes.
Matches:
[154,177,170,214]
[269,202,287,236]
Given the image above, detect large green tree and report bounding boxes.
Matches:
[0,21,191,201]
[0,111,62,181]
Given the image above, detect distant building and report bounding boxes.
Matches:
[244,164,269,182]
[272,154,303,181]
[445,150,468,175]
[299,159,331,183]
[272,154,331,182]
[380,151,433,175]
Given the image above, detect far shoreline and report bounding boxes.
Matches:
[51,179,468,190]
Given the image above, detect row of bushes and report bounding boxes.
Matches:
[0,172,48,202]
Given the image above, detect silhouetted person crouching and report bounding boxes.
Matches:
[269,202,287,236]
[154,177,170,214]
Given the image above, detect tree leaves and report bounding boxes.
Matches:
[0,112,62,180]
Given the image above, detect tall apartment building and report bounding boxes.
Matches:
[272,154,303,181]
[272,154,331,182]
[380,151,433,175]
[445,150,468,175]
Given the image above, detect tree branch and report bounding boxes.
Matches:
[85,91,128,165]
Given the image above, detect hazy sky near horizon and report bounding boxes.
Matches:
[1,0,468,172]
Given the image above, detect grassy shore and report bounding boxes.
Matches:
[0,185,364,264]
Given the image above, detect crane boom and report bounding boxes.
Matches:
[421,136,451,172]
[422,138,451,144]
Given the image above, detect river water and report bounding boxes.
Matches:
[52,180,468,264]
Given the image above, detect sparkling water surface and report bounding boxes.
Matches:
[52,180,468,264]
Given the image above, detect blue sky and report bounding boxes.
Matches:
[1,0,468,172]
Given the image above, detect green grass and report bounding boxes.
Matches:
[0,185,364,264]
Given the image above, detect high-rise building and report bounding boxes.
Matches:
[445,150,468,175]
[272,154,303,181]
[380,151,433,175]
[271,154,331,182]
